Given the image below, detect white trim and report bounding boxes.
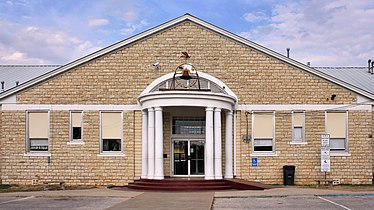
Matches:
[238,104,372,111]
[2,104,141,111]
[249,153,277,157]
[4,103,371,111]
[67,141,85,145]
[289,142,308,145]
[330,152,351,157]
[24,153,51,157]
[139,91,235,110]
[97,154,125,157]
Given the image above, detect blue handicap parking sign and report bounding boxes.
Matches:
[252,158,258,167]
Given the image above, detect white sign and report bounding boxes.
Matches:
[321,134,330,147]
[320,134,330,172]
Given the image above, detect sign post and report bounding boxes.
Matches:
[320,134,330,179]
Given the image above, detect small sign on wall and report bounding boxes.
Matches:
[320,134,330,172]
[252,157,258,167]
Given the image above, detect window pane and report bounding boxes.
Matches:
[102,112,122,139]
[293,112,303,127]
[73,127,82,140]
[254,139,273,151]
[293,127,303,142]
[330,138,345,150]
[103,139,121,151]
[30,139,48,151]
[253,113,273,138]
[172,117,205,134]
[29,112,48,138]
[327,112,346,138]
[71,112,82,127]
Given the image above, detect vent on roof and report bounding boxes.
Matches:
[368,59,374,74]
[1,81,4,92]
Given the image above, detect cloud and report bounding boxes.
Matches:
[120,20,148,36]
[0,20,100,64]
[243,12,268,22]
[240,1,374,66]
[88,18,109,27]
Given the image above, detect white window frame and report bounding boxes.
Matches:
[69,111,84,144]
[99,111,124,155]
[26,110,50,155]
[291,111,306,144]
[251,111,276,155]
[325,111,349,155]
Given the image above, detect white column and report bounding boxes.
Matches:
[154,107,164,180]
[147,108,155,179]
[141,110,148,179]
[214,108,222,179]
[205,107,215,180]
[225,110,233,178]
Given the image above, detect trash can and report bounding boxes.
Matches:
[283,165,295,185]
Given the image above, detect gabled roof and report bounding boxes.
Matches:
[1,14,374,100]
[0,65,60,92]
[314,67,374,97]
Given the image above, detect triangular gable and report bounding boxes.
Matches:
[1,13,374,100]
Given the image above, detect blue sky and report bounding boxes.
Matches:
[0,0,373,66]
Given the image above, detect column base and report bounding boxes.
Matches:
[215,176,223,179]
[204,175,215,180]
[153,176,164,180]
[224,175,233,179]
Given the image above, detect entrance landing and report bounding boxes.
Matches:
[111,178,273,192]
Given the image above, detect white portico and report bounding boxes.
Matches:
[138,64,237,180]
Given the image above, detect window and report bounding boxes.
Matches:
[27,111,49,153]
[326,112,347,152]
[252,112,275,153]
[172,117,205,135]
[100,112,122,153]
[70,111,83,142]
[292,111,305,143]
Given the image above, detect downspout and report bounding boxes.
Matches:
[233,110,237,177]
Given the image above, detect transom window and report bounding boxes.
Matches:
[172,117,205,135]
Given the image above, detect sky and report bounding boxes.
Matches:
[0,0,373,67]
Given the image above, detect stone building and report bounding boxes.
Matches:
[0,14,373,186]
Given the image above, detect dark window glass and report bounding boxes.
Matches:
[103,139,121,151]
[73,127,81,140]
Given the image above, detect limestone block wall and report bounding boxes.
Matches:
[1,110,136,186]
[236,110,373,185]
[16,21,355,106]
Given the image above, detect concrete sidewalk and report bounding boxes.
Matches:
[1,186,374,210]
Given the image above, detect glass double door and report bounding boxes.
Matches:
[173,140,204,176]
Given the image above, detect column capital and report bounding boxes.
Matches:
[148,107,155,112]
[206,107,214,112]
[214,108,222,112]
[226,110,233,116]
[154,107,162,112]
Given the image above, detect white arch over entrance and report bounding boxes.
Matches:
[140,71,238,101]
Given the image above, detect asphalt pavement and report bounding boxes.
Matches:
[0,186,374,210]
